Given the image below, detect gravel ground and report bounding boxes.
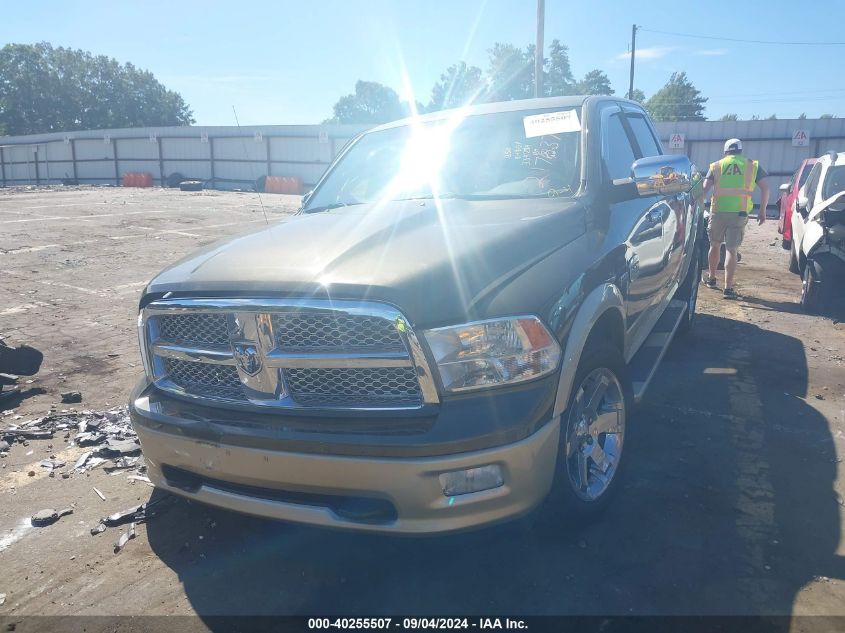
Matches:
[0,187,843,627]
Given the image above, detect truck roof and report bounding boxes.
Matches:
[368,95,625,133]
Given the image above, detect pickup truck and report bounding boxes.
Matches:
[130,96,704,534]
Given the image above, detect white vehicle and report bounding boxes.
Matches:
[790,151,845,311]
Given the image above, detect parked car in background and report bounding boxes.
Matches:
[130,96,705,534]
[790,151,845,311]
[778,158,816,249]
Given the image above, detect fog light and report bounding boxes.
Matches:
[439,465,504,496]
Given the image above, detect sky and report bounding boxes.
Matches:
[3,0,845,126]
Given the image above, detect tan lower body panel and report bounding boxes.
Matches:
[134,411,561,535]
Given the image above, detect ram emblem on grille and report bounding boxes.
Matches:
[233,343,262,376]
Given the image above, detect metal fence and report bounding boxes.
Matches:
[3,117,845,200]
[655,118,845,205]
[0,124,367,190]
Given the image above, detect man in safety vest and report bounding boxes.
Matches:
[700,138,770,299]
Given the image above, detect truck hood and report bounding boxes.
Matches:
[144,198,585,326]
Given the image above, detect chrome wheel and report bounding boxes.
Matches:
[565,367,626,501]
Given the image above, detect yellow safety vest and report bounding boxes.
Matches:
[710,154,758,213]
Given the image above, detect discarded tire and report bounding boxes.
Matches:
[179,180,203,192]
[166,172,186,188]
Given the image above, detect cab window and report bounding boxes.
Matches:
[625,113,662,158]
[602,113,637,181]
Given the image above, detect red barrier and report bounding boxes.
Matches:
[121,172,153,188]
[264,175,303,195]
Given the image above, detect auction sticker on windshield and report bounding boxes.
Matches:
[523,109,580,138]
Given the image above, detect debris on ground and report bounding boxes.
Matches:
[92,487,106,501]
[113,522,136,554]
[102,504,146,528]
[39,459,66,471]
[0,593,5,606]
[60,391,82,404]
[97,438,141,457]
[1,406,145,478]
[31,507,73,527]
[73,451,91,471]
[126,474,153,486]
[90,494,172,541]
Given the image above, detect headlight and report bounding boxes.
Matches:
[423,316,561,393]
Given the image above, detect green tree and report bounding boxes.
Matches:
[798,113,807,119]
[766,114,777,120]
[574,69,614,96]
[485,43,534,101]
[644,72,707,122]
[427,62,486,112]
[0,42,193,135]
[326,80,408,124]
[720,113,739,121]
[544,39,575,96]
[629,88,646,103]
[820,113,837,119]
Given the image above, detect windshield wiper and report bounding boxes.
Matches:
[303,201,364,214]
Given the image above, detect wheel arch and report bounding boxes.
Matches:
[552,283,626,418]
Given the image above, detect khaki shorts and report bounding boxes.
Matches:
[708,212,747,250]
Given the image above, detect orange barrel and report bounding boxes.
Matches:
[264,176,282,193]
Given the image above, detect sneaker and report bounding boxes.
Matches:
[723,287,738,300]
[704,275,717,288]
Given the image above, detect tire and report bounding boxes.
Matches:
[800,259,823,313]
[542,341,632,524]
[788,242,800,274]
[179,180,203,192]
[166,172,185,188]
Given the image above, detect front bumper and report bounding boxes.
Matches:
[131,391,560,534]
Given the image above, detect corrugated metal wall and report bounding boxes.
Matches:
[0,124,367,190]
[2,118,844,198]
[655,118,845,204]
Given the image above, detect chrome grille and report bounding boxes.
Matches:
[164,358,243,400]
[286,367,421,407]
[159,313,230,347]
[273,314,405,352]
[141,299,439,411]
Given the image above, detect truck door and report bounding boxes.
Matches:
[623,109,684,294]
[600,109,667,347]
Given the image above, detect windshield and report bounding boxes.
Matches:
[822,165,845,200]
[305,107,581,211]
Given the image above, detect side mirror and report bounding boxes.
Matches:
[797,193,809,215]
[779,183,790,192]
[628,154,694,197]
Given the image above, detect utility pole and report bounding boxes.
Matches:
[534,0,545,98]
[628,24,637,100]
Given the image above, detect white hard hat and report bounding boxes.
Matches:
[724,138,742,153]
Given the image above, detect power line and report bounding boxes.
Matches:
[639,26,845,46]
